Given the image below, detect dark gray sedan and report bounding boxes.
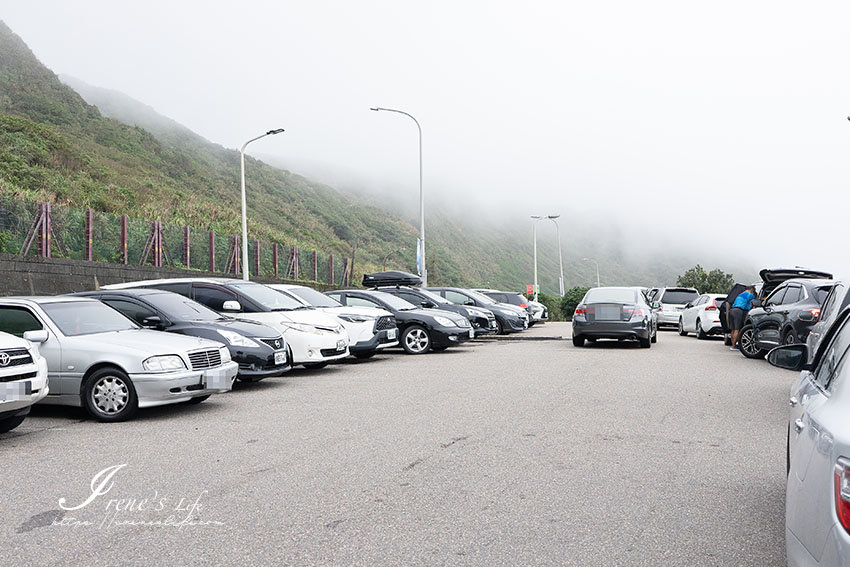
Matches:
[571,287,657,348]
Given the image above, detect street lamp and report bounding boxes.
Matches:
[370,107,426,286]
[240,128,284,281]
[531,214,564,300]
[382,248,406,271]
[582,257,600,287]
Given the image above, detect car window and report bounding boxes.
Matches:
[0,306,44,337]
[397,291,424,305]
[820,285,844,321]
[101,298,158,326]
[813,314,850,391]
[814,285,834,306]
[765,287,786,307]
[445,290,471,305]
[346,296,381,309]
[584,288,637,304]
[782,286,802,304]
[192,285,239,311]
[152,282,192,296]
[289,287,342,308]
[659,290,699,304]
[696,296,707,306]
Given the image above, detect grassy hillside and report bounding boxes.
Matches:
[0,21,744,291]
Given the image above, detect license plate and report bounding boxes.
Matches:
[274,351,287,365]
[336,340,346,351]
[387,328,397,340]
[0,381,31,402]
[204,368,230,390]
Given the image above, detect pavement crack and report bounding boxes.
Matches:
[440,435,469,449]
[403,458,424,471]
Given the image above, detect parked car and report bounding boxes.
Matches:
[474,289,534,321]
[0,297,237,421]
[0,330,49,434]
[652,287,700,328]
[76,289,289,381]
[739,278,835,360]
[373,285,498,336]
[807,281,850,363]
[104,278,350,369]
[766,307,850,566]
[426,287,528,334]
[677,293,726,339]
[527,299,549,325]
[327,289,472,354]
[720,268,833,346]
[267,284,399,359]
[571,287,657,348]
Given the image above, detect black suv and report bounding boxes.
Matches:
[374,286,498,336]
[327,289,472,354]
[77,289,290,381]
[739,278,836,359]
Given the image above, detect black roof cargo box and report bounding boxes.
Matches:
[362,270,422,288]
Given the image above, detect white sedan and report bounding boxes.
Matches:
[677,293,726,339]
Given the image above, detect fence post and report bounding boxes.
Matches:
[183,226,190,268]
[39,202,51,258]
[312,250,318,281]
[273,243,279,278]
[253,240,260,277]
[328,254,334,285]
[208,230,215,272]
[120,215,128,264]
[85,208,93,261]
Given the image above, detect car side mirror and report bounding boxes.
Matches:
[752,299,762,308]
[421,301,436,308]
[23,330,49,343]
[684,303,693,309]
[464,300,475,306]
[222,300,242,312]
[141,315,164,329]
[767,344,809,371]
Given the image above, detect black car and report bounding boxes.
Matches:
[76,289,290,381]
[720,268,833,346]
[374,286,498,336]
[806,281,850,362]
[474,289,533,319]
[425,287,528,335]
[739,278,836,359]
[326,289,472,354]
[571,286,657,348]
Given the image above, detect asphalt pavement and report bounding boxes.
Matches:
[0,325,791,566]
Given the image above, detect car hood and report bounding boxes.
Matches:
[0,331,33,350]
[759,268,832,285]
[194,317,280,338]
[82,329,223,355]
[318,306,393,318]
[278,309,343,330]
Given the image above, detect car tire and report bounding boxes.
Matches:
[401,325,432,354]
[353,352,375,360]
[303,361,330,369]
[782,329,797,345]
[82,367,139,422]
[185,395,211,405]
[739,325,766,359]
[495,320,505,335]
[678,318,687,336]
[696,319,707,340]
[639,336,651,348]
[0,414,26,434]
[572,335,584,347]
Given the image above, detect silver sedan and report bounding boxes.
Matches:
[0,297,238,422]
[768,306,850,565]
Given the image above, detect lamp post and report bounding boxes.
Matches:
[382,248,406,271]
[240,128,284,281]
[531,214,563,300]
[582,257,600,287]
[370,107,426,286]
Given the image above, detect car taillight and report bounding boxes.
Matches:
[623,306,645,318]
[705,302,718,311]
[810,308,821,319]
[835,458,850,533]
[520,303,528,308]
[575,305,586,316]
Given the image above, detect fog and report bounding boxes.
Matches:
[3,1,850,279]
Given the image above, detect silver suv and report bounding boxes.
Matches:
[0,330,49,433]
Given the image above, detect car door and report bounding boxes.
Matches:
[777,285,803,341]
[684,296,704,331]
[753,285,786,348]
[0,305,65,395]
[444,290,473,306]
[787,313,850,560]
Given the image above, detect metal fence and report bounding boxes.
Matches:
[0,197,350,285]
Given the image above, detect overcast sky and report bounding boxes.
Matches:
[3,1,849,278]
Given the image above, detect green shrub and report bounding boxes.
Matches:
[560,286,590,320]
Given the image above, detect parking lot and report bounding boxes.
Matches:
[1,325,790,566]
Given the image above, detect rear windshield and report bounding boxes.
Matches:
[660,290,699,305]
[583,288,637,304]
[814,286,833,305]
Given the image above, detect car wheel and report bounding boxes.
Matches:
[0,414,26,434]
[495,319,505,335]
[739,325,766,359]
[354,352,375,360]
[678,318,687,336]
[783,329,797,345]
[83,367,139,422]
[639,336,651,348]
[401,325,432,354]
[185,395,211,405]
[572,335,584,347]
[695,319,707,340]
[303,361,330,369]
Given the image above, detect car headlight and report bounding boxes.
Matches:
[338,314,376,323]
[220,346,232,363]
[282,322,324,335]
[498,309,516,317]
[216,329,260,348]
[433,316,456,327]
[142,355,186,372]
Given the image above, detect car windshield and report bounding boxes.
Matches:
[230,283,310,311]
[369,291,417,311]
[660,290,699,304]
[288,287,342,308]
[583,288,637,304]
[144,293,223,321]
[463,289,497,305]
[42,301,137,336]
[418,289,450,304]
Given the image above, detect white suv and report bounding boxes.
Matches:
[0,330,49,434]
